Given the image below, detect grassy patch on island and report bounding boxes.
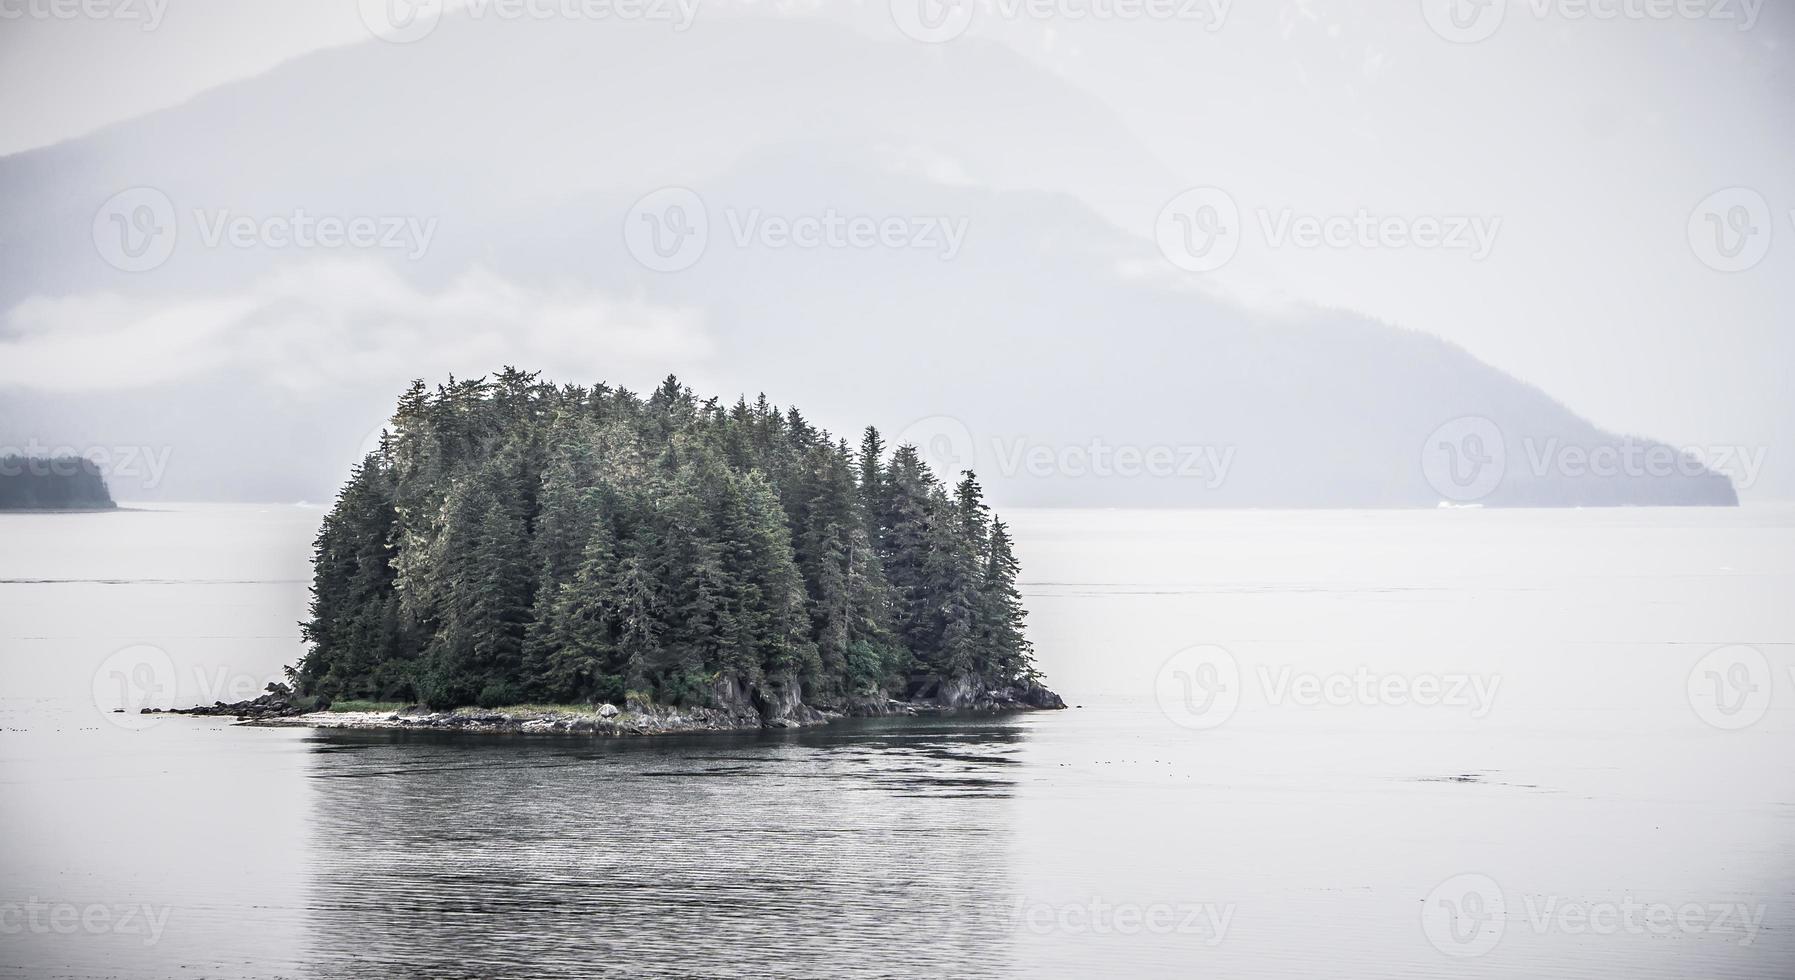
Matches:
[327,700,411,714]
[453,703,609,717]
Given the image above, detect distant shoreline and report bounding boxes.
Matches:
[232,698,1065,737]
[0,506,132,514]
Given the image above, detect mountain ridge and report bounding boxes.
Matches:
[0,14,1737,507]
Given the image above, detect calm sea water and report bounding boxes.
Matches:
[2,503,1791,979]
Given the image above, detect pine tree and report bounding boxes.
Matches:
[981,518,1035,682]
[953,471,991,566]
[857,426,886,548]
[613,555,663,701]
[295,453,407,701]
[877,444,940,665]
[740,470,820,687]
[921,485,981,679]
[414,472,530,708]
[527,519,621,703]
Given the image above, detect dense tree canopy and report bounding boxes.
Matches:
[293,370,1039,710]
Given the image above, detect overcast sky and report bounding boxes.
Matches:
[3,0,1790,497]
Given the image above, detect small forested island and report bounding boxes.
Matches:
[257,370,1062,736]
[0,455,116,510]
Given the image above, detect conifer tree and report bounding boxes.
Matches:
[876,445,940,666]
[296,454,407,701]
[857,426,886,548]
[527,519,621,703]
[981,518,1034,680]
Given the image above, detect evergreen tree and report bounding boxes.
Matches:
[613,554,664,700]
[296,454,407,701]
[740,470,820,686]
[526,519,621,703]
[980,518,1035,680]
[414,469,532,708]
[877,445,939,664]
[920,484,981,678]
[857,426,886,548]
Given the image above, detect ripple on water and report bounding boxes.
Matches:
[299,720,1030,978]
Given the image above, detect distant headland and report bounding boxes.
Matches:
[0,455,116,511]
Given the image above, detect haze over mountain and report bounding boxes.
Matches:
[0,12,1742,507]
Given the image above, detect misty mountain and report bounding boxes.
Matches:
[0,13,1735,507]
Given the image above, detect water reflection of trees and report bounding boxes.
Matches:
[300,720,1029,978]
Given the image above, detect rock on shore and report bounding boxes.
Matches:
[147,684,307,720]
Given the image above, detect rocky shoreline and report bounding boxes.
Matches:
[155,679,1066,737]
